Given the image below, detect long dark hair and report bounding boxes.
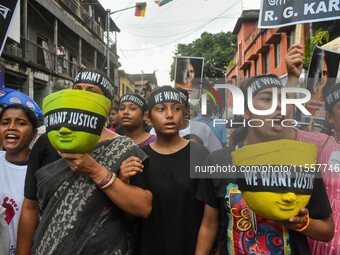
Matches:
[0,104,38,132]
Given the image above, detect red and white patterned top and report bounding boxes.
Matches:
[296,129,340,255]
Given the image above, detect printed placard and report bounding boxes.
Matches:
[259,0,340,28]
[0,0,19,56]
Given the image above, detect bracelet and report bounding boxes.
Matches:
[294,213,310,232]
[90,165,103,179]
[97,169,111,187]
[99,172,116,190]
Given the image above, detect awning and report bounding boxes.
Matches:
[265,33,281,44]
[247,54,258,61]
[239,61,251,70]
[256,44,270,54]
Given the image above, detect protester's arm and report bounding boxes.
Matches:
[273,208,334,242]
[285,44,304,88]
[300,215,334,241]
[60,152,152,219]
[285,176,334,241]
[280,44,304,139]
[195,204,219,255]
[119,156,144,184]
[17,198,39,255]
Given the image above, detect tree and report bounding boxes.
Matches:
[303,20,340,69]
[170,31,237,81]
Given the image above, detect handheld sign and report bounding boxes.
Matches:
[0,0,19,56]
[259,0,340,29]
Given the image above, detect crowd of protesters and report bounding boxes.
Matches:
[0,44,339,255]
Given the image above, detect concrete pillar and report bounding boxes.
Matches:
[28,70,34,99]
[94,50,97,69]
[23,0,28,60]
[78,38,82,67]
[54,18,58,71]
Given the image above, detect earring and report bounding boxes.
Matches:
[331,123,336,134]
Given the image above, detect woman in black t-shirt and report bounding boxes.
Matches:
[131,86,209,255]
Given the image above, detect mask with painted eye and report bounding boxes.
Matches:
[232,139,317,221]
[43,90,111,153]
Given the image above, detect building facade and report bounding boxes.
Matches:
[119,70,135,97]
[1,0,120,107]
[224,10,311,118]
[226,10,310,86]
[128,72,158,98]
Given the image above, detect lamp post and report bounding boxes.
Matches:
[141,70,144,96]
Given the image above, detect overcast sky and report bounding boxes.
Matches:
[98,0,261,85]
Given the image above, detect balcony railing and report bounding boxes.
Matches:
[56,0,104,40]
[3,37,117,81]
[3,38,81,79]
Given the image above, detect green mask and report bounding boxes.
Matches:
[43,89,111,153]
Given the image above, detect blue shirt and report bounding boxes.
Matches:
[192,114,227,144]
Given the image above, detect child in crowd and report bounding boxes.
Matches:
[0,104,38,254]
[108,103,119,132]
[149,87,222,152]
[314,84,340,254]
[323,84,340,144]
[134,86,209,255]
[118,93,156,147]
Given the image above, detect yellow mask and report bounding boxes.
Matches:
[232,139,317,221]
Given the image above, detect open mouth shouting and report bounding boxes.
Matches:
[5,134,20,143]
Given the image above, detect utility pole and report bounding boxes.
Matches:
[105,3,145,78]
[106,9,110,77]
[141,70,144,96]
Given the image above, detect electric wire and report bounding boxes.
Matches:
[119,0,240,51]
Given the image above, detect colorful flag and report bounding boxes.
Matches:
[155,0,173,6]
[135,2,147,17]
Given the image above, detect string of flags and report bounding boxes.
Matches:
[135,0,173,17]
[155,0,173,6]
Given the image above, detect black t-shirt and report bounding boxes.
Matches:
[196,146,332,255]
[25,133,61,200]
[136,142,209,255]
